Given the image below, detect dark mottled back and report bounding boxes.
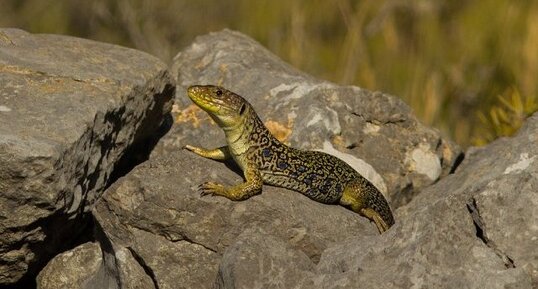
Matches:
[239,113,359,204]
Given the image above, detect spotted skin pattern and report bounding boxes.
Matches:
[185,85,395,233]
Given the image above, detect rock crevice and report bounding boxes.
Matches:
[466,197,516,269]
[125,247,160,289]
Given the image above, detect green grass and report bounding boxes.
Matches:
[1,0,537,147]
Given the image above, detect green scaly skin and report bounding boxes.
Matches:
[184,85,395,233]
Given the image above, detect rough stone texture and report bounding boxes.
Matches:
[36,242,102,289]
[313,112,538,289]
[31,29,536,289]
[169,29,462,208]
[114,246,157,289]
[212,113,538,289]
[89,147,375,289]
[36,241,155,289]
[0,28,174,285]
[215,229,317,289]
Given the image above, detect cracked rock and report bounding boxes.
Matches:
[466,197,515,269]
[0,28,174,286]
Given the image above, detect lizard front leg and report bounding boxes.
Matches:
[184,145,231,161]
[199,164,263,201]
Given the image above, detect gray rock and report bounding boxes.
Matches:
[215,229,317,289]
[0,28,174,285]
[90,148,375,288]
[166,30,532,288]
[36,242,102,289]
[216,115,538,289]
[86,30,466,289]
[168,29,462,208]
[32,29,535,289]
[315,113,538,288]
[36,241,156,289]
[114,246,157,289]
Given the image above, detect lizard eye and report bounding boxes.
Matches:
[216,89,223,96]
[239,103,246,115]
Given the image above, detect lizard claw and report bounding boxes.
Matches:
[198,182,226,197]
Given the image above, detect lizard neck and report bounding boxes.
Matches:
[224,110,256,156]
[223,118,248,154]
[224,110,276,160]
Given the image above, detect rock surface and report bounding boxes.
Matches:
[68,30,467,289]
[36,240,155,289]
[169,29,462,208]
[313,112,538,289]
[89,148,374,289]
[36,242,102,289]
[210,117,538,289]
[0,28,174,286]
[215,229,317,289]
[8,29,536,289]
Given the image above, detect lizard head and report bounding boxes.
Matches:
[187,85,251,128]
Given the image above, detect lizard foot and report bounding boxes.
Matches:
[198,182,227,197]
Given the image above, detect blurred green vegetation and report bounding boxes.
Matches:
[1,0,537,147]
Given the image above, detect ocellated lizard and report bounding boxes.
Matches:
[184,85,395,233]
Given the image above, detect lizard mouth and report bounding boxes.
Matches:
[187,86,224,114]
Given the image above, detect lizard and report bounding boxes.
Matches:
[184,85,395,233]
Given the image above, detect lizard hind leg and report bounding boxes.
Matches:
[360,207,390,234]
[339,179,395,234]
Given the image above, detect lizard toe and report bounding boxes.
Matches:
[198,182,225,197]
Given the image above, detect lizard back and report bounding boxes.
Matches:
[256,143,362,204]
[241,114,362,204]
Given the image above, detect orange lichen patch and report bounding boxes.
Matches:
[331,135,346,148]
[174,103,207,128]
[39,79,67,93]
[0,64,37,75]
[265,116,294,143]
[219,64,228,74]
[441,142,453,164]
